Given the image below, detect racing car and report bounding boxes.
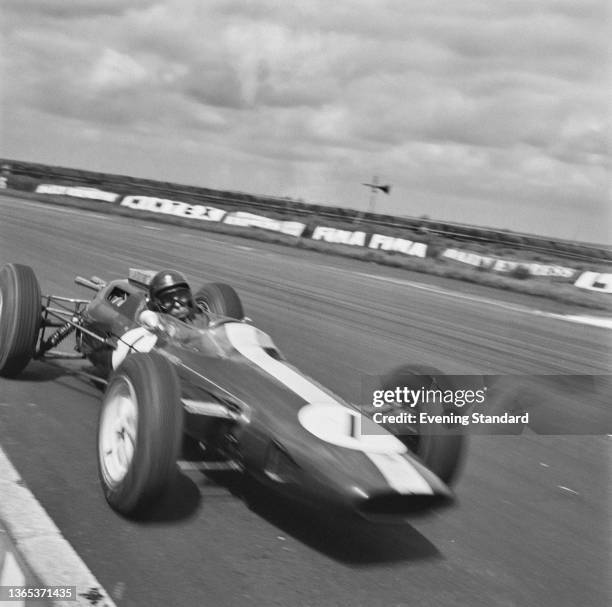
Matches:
[0,262,467,519]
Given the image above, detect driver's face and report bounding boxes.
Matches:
[158,288,193,320]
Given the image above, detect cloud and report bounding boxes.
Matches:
[89,49,150,90]
[2,0,158,19]
[1,0,609,241]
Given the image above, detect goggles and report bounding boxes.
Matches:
[157,287,193,312]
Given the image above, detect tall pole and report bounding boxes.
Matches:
[368,175,379,213]
[361,176,390,219]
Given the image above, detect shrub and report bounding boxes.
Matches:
[511,265,531,280]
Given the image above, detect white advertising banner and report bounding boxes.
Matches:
[442,248,576,278]
[36,184,119,202]
[311,226,367,247]
[120,195,226,222]
[368,233,427,258]
[223,211,306,237]
[311,226,428,257]
[573,272,612,293]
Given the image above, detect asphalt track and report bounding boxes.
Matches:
[0,193,610,607]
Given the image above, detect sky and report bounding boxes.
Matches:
[1,1,610,243]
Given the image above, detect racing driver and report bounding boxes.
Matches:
[148,269,197,322]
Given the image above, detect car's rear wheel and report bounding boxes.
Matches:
[98,352,183,516]
[194,282,244,319]
[379,365,472,486]
[0,263,41,377]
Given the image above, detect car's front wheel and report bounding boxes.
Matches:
[0,263,41,377]
[98,352,183,516]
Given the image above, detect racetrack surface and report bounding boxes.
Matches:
[0,194,610,606]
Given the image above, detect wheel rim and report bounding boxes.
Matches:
[99,376,138,487]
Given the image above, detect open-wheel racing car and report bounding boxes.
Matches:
[0,262,469,519]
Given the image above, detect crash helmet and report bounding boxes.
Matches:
[148,269,195,320]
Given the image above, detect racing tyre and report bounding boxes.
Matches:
[194,282,244,319]
[379,365,472,486]
[0,263,41,377]
[98,352,183,516]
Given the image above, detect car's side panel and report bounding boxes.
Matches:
[161,323,452,511]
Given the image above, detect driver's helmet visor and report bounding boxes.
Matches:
[157,286,193,314]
